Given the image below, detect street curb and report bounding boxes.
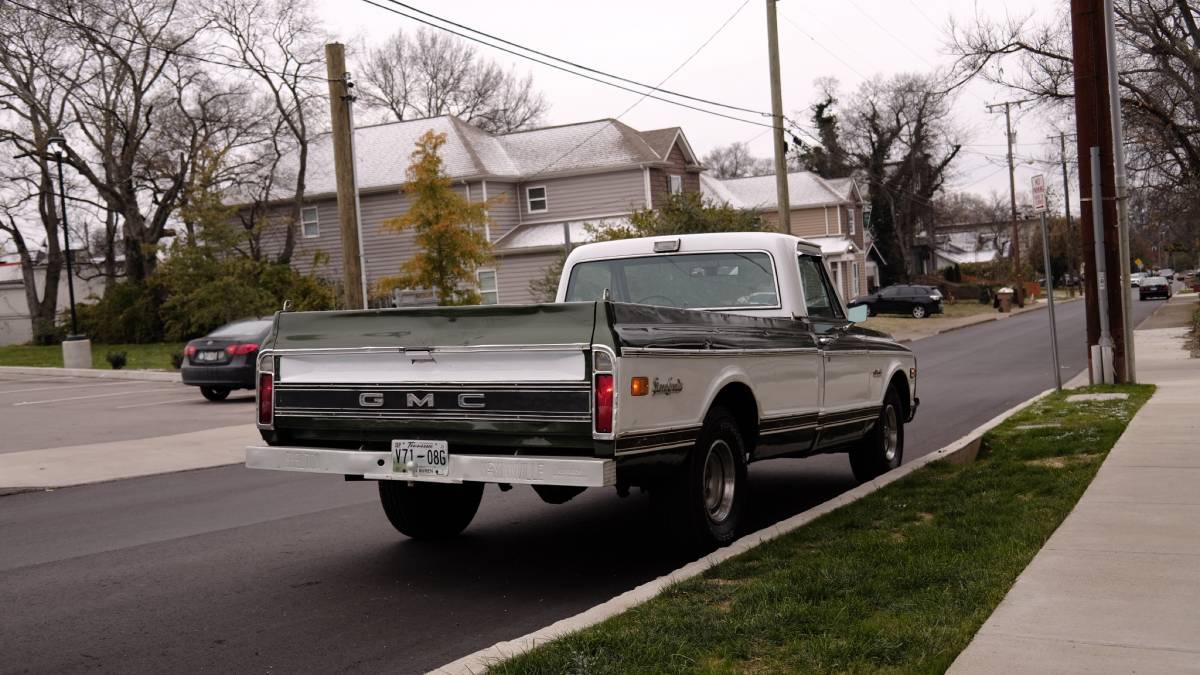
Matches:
[0,366,180,382]
[896,296,1082,344]
[430,388,1057,675]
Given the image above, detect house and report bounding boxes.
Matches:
[915,219,1036,274]
[0,251,106,346]
[248,115,704,305]
[701,171,874,301]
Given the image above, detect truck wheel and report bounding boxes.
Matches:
[652,407,747,550]
[377,481,484,539]
[849,387,904,483]
[200,386,230,401]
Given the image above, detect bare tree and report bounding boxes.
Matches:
[701,141,772,179]
[359,27,548,133]
[210,0,326,264]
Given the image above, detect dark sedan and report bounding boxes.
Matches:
[1138,276,1172,301]
[181,318,272,401]
[848,284,944,319]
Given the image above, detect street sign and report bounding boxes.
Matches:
[1031,174,1047,212]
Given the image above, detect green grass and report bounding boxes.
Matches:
[492,384,1154,675]
[0,342,185,370]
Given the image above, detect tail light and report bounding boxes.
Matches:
[594,374,613,434]
[226,343,259,356]
[258,372,273,425]
[185,345,197,357]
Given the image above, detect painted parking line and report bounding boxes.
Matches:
[13,387,184,407]
[114,396,208,410]
[0,381,142,396]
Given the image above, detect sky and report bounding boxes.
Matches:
[317,0,1077,208]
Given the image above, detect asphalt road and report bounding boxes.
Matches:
[0,292,1166,674]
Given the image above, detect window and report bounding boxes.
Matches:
[796,255,844,320]
[565,251,779,310]
[301,207,319,238]
[852,262,860,296]
[668,175,683,195]
[526,186,547,213]
[477,269,498,305]
[848,208,856,235]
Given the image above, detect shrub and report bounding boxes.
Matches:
[170,352,184,369]
[65,281,165,344]
[105,351,128,370]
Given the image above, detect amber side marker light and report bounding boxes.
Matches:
[631,376,649,396]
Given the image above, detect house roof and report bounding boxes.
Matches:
[494,216,628,253]
[264,116,693,203]
[702,171,861,210]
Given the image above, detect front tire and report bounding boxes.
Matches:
[200,386,230,401]
[911,304,927,319]
[652,406,747,550]
[849,387,905,483]
[378,481,484,539]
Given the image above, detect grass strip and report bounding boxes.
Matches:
[0,342,184,370]
[493,384,1153,675]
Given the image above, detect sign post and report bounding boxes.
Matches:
[1032,174,1062,390]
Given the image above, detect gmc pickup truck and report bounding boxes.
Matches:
[247,232,917,548]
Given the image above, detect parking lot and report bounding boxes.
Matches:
[0,372,254,454]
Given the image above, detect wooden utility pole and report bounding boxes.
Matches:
[1070,0,1127,382]
[325,42,366,310]
[986,99,1032,301]
[765,0,791,234]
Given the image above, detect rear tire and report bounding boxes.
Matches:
[378,481,484,539]
[911,304,927,319]
[849,387,905,483]
[651,406,747,551]
[200,386,230,401]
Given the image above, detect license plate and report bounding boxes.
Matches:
[197,351,224,362]
[391,440,450,477]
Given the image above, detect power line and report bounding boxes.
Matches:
[845,0,940,71]
[368,0,775,124]
[522,0,752,180]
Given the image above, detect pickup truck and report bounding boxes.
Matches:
[247,232,918,549]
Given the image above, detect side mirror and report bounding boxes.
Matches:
[847,305,869,323]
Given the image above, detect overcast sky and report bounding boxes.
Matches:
[318,0,1076,208]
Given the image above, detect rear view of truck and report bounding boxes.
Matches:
[248,301,618,538]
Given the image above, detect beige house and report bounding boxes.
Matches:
[701,171,874,301]
[245,115,703,306]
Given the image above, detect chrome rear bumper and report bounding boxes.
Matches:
[245,446,615,487]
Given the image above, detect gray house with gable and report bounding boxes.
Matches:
[249,115,703,305]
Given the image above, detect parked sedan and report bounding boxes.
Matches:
[181,318,273,401]
[849,284,944,319]
[1138,276,1172,301]
[1130,272,1147,287]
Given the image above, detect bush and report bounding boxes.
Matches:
[65,281,165,344]
[170,352,184,369]
[941,264,963,283]
[105,351,128,370]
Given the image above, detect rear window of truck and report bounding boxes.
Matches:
[564,251,779,310]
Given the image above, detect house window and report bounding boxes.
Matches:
[526,186,547,213]
[477,269,498,305]
[852,262,860,296]
[848,208,856,235]
[668,175,683,195]
[301,207,319,238]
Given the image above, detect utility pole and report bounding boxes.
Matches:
[325,42,367,310]
[987,99,1033,302]
[1049,132,1076,294]
[765,0,791,234]
[1070,0,1127,383]
[1103,0,1135,382]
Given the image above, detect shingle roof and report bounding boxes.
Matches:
[702,171,860,210]
[638,128,680,159]
[267,116,681,202]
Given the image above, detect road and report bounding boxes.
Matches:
[0,293,1165,674]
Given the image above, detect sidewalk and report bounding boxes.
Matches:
[951,296,1200,673]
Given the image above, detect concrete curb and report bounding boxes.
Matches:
[895,296,1083,344]
[430,388,1057,675]
[0,365,180,382]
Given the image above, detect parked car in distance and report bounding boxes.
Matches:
[181,318,273,401]
[1130,272,1147,287]
[848,284,944,319]
[1138,276,1172,301]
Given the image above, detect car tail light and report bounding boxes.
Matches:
[258,372,273,425]
[185,345,196,357]
[225,343,259,356]
[594,374,614,434]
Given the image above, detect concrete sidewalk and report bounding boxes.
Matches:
[951,298,1200,673]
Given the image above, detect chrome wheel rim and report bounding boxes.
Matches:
[702,439,736,523]
[912,306,925,318]
[883,405,899,462]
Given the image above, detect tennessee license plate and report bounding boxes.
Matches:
[391,440,450,477]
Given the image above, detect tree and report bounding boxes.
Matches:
[796,84,854,178]
[701,142,772,179]
[377,131,494,306]
[359,27,548,133]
